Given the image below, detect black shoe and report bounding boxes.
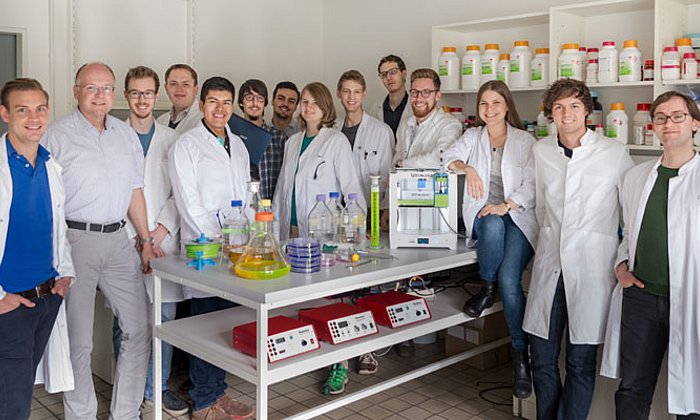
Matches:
[512,348,532,399]
[463,281,498,317]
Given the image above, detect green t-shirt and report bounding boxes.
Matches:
[633,165,678,296]
[290,134,316,227]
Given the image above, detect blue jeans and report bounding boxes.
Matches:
[113,301,178,400]
[530,275,598,420]
[473,214,534,351]
[189,297,238,411]
[0,292,63,420]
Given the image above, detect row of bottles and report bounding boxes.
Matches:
[308,192,367,245]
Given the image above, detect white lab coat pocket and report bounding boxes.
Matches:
[34,301,74,393]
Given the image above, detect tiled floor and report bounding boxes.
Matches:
[30,339,522,420]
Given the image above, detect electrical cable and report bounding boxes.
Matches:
[475,381,515,406]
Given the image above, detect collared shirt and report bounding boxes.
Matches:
[42,109,145,224]
[0,139,58,292]
[257,123,286,199]
[202,119,230,157]
[383,93,408,137]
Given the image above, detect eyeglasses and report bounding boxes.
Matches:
[243,94,265,103]
[77,84,115,95]
[409,89,438,98]
[127,90,156,99]
[653,112,690,125]
[379,68,401,79]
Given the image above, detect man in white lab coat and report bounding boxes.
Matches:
[156,64,202,134]
[369,54,412,139]
[522,78,634,420]
[121,65,188,416]
[601,91,700,419]
[169,76,254,420]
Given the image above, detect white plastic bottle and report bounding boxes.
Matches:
[558,43,583,80]
[619,40,642,82]
[683,52,698,80]
[308,194,334,242]
[497,53,510,85]
[606,103,629,144]
[530,48,549,87]
[586,59,599,84]
[461,45,481,90]
[438,47,460,91]
[598,41,619,83]
[662,46,681,81]
[633,103,651,145]
[481,43,500,84]
[676,37,694,58]
[340,193,366,245]
[536,106,549,139]
[510,40,532,88]
[579,46,589,81]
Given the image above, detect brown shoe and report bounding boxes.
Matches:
[217,395,254,419]
[191,401,231,420]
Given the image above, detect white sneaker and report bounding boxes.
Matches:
[357,352,378,375]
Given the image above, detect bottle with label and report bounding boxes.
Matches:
[644,122,659,146]
[586,90,604,130]
[340,193,366,245]
[462,45,481,90]
[586,59,599,84]
[606,103,629,144]
[222,200,249,264]
[481,44,500,84]
[662,46,681,81]
[536,106,549,139]
[676,37,694,58]
[595,124,605,136]
[259,199,280,243]
[598,41,619,83]
[510,40,532,88]
[558,43,583,80]
[326,191,344,240]
[682,53,698,80]
[307,194,334,243]
[530,48,550,87]
[438,47,460,91]
[633,103,651,145]
[497,53,510,85]
[579,46,589,81]
[619,40,642,82]
[643,60,655,81]
[246,181,261,235]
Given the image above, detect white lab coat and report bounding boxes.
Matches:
[369,95,413,143]
[394,108,462,169]
[156,102,203,134]
[522,130,634,344]
[601,154,700,415]
[125,120,183,303]
[442,124,538,249]
[169,122,250,298]
[333,113,394,208]
[0,133,75,393]
[273,127,366,240]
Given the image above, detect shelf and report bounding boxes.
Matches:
[441,86,547,94]
[661,79,700,86]
[626,144,662,150]
[433,12,549,34]
[155,288,501,385]
[586,81,655,88]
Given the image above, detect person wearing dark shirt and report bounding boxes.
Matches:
[369,54,412,138]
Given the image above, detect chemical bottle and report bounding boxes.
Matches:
[234,212,290,279]
[619,40,642,82]
[598,41,619,83]
[340,193,367,245]
[579,46,589,81]
[587,47,599,63]
[586,59,599,84]
[558,43,583,80]
[595,124,605,136]
[662,46,681,81]
[450,107,465,123]
[643,60,654,81]
[606,103,629,144]
[586,90,604,130]
[682,53,698,80]
[644,122,659,146]
[222,200,249,264]
[326,191,344,241]
[438,47,460,91]
[246,181,261,235]
[530,48,549,87]
[307,194,334,243]
[633,103,651,146]
[497,53,510,85]
[259,199,280,243]
[462,45,481,90]
[481,44,500,84]
[549,120,558,138]
[676,38,694,58]
[510,40,532,88]
[536,106,549,139]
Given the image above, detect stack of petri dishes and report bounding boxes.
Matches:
[286,237,321,273]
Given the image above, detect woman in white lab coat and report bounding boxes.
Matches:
[273,82,365,240]
[442,80,537,399]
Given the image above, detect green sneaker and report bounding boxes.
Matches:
[322,363,349,395]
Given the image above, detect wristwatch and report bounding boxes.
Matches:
[141,236,155,245]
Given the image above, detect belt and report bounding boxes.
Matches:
[66,220,126,233]
[17,278,56,299]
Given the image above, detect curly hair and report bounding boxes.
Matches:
[542,78,592,119]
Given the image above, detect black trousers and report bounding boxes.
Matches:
[615,286,700,420]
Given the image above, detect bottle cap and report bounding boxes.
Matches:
[587,47,599,53]
[450,107,463,112]
[535,48,550,54]
[602,41,616,47]
[611,103,625,111]
[664,46,679,53]
[329,191,340,199]
[514,40,529,47]
[588,58,599,63]
[684,52,696,59]
[347,192,358,200]
[231,200,243,207]
[644,60,655,66]
[255,212,273,222]
[562,43,580,50]
[485,43,499,50]
[260,199,272,207]
[316,194,326,201]
[500,53,510,60]
[466,45,480,51]
[442,47,457,53]
[637,103,651,111]
[579,46,587,52]
[676,37,692,47]
[623,40,639,48]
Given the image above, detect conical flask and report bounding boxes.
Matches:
[234,212,290,280]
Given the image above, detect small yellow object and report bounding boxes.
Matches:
[351,253,360,262]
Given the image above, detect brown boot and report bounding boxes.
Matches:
[217,394,254,419]
[191,401,231,420]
